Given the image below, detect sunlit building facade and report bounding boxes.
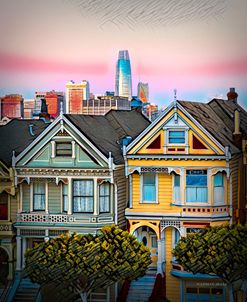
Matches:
[137,82,149,103]
[115,50,132,100]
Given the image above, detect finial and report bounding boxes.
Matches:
[60,100,64,115]
[174,89,177,102]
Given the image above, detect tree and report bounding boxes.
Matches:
[173,224,247,302]
[24,225,151,302]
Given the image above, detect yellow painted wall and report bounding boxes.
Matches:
[128,159,227,167]
[165,227,180,302]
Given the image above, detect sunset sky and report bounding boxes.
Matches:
[0,0,247,108]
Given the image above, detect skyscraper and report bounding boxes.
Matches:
[65,80,90,114]
[115,50,132,100]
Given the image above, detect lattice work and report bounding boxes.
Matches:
[141,167,168,173]
[17,214,76,223]
[160,220,181,232]
[20,229,45,236]
[0,224,13,231]
[49,230,68,236]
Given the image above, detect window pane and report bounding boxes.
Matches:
[34,194,45,210]
[73,197,93,212]
[34,183,45,194]
[214,187,224,204]
[186,187,197,202]
[99,183,110,213]
[73,180,94,212]
[174,229,180,245]
[174,175,180,186]
[169,131,185,144]
[63,195,68,212]
[214,173,223,187]
[196,187,208,202]
[143,186,156,201]
[151,236,157,248]
[143,173,155,185]
[186,175,207,186]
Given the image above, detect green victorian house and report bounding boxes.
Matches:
[0,109,149,301]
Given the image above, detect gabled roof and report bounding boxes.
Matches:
[178,99,247,154]
[65,110,150,164]
[0,119,50,167]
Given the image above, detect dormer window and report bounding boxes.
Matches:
[168,130,185,144]
[56,142,72,157]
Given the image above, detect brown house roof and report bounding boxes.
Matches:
[0,119,50,167]
[178,99,247,154]
[65,110,150,164]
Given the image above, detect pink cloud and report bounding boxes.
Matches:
[0,52,108,74]
[136,59,247,77]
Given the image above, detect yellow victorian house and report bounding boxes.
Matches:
[124,89,247,302]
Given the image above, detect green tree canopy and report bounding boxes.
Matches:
[24,225,151,302]
[173,224,247,301]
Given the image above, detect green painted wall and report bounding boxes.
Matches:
[22,183,30,212]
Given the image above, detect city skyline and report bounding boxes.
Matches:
[0,0,247,108]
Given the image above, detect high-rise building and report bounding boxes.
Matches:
[65,80,90,114]
[115,50,132,100]
[0,94,24,119]
[137,82,149,103]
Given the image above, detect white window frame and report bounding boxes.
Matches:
[213,172,225,205]
[173,173,181,204]
[33,182,46,211]
[140,173,158,204]
[186,169,208,203]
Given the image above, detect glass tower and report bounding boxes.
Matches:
[115,50,132,100]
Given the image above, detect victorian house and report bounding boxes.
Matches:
[0,119,49,296]
[124,89,247,302]
[1,109,149,301]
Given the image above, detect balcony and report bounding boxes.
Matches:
[181,205,230,218]
[16,212,114,225]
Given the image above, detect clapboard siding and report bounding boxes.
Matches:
[114,167,127,229]
[22,183,30,212]
[48,183,61,214]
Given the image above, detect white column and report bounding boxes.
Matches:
[30,183,33,212]
[19,184,23,212]
[72,141,76,159]
[51,141,55,158]
[93,179,98,216]
[44,229,49,242]
[157,239,163,274]
[22,238,27,269]
[45,182,49,213]
[16,235,22,271]
[68,178,72,215]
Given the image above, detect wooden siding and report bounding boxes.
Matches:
[113,167,127,229]
[22,183,30,212]
[165,227,180,302]
[10,195,18,222]
[230,154,241,223]
[48,183,61,214]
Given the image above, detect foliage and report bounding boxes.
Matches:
[24,225,151,301]
[173,224,247,284]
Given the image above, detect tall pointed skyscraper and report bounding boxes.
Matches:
[115,50,132,100]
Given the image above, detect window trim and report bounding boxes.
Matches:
[72,179,94,213]
[141,173,158,204]
[99,182,111,213]
[33,182,46,212]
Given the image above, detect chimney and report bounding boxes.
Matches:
[227,88,238,103]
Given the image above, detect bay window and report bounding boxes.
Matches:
[186,170,208,202]
[33,183,45,211]
[214,172,224,205]
[99,182,110,213]
[73,180,93,213]
[142,173,157,203]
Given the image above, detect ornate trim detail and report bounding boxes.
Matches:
[141,167,169,173]
[160,219,181,233]
[211,168,229,178]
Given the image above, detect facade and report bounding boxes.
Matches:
[124,91,247,302]
[115,50,132,100]
[23,99,35,119]
[1,110,149,301]
[65,80,90,114]
[0,94,24,119]
[82,96,130,115]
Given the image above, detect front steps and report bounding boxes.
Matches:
[12,278,40,302]
[126,272,156,302]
